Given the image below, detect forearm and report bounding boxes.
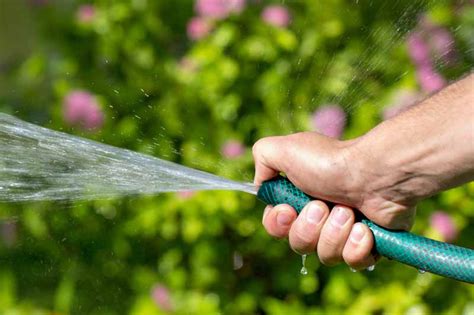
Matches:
[351,74,474,205]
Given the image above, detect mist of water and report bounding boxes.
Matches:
[0,114,256,202]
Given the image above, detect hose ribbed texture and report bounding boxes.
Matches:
[257,176,474,283]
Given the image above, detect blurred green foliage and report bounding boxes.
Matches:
[0,0,473,314]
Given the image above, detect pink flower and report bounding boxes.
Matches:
[63,90,104,130]
[408,17,457,68]
[382,90,421,120]
[176,191,195,199]
[178,57,198,72]
[228,0,246,14]
[0,221,17,248]
[261,5,291,28]
[430,211,458,242]
[151,284,172,311]
[416,65,446,93]
[430,27,456,64]
[311,105,346,138]
[77,4,95,23]
[407,32,431,67]
[187,17,213,40]
[195,0,246,20]
[221,140,245,158]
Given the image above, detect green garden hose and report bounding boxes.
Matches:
[257,176,474,283]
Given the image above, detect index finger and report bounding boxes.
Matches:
[252,136,288,186]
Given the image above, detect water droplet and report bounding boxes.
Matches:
[418,269,426,274]
[300,254,308,275]
[233,251,243,270]
[140,88,150,97]
[349,267,357,273]
[366,265,375,272]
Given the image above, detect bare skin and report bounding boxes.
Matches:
[253,74,474,270]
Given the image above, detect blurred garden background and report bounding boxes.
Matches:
[0,0,473,314]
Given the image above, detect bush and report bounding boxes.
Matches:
[0,1,473,314]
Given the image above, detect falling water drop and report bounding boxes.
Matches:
[366,265,375,272]
[418,269,426,274]
[300,254,308,275]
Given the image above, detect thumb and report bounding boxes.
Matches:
[362,203,417,231]
[252,136,290,186]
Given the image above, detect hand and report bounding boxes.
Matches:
[253,132,416,269]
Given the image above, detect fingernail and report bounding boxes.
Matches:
[306,204,324,224]
[350,224,365,243]
[332,207,349,227]
[277,211,293,226]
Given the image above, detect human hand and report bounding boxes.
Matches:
[253,132,416,269]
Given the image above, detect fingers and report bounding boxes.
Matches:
[252,137,288,186]
[288,201,330,254]
[262,202,377,270]
[342,223,377,270]
[262,204,297,238]
[317,205,355,266]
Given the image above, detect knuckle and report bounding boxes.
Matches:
[367,203,416,231]
[252,137,274,158]
[380,210,414,231]
[317,239,342,266]
[252,139,265,157]
[319,230,340,248]
[292,225,316,247]
[252,143,262,160]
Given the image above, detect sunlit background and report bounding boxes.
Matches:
[0,0,473,314]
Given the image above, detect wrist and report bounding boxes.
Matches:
[347,131,437,208]
[336,138,371,208]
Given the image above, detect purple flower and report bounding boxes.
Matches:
[407,32,431,67]
[187,17,213,40]
[221,140,245,158]
[63,90,104,131]
[430,211,458,242]
[261,5,291,28]
[430,27,456,64]
[416,65,446,93]
[311,105,346,138]
[77,4,95,23]
[151,284,172,311]
[0,221,17,248]
[382,90,421,120]
[195,0,246,20]
[420,17,457,65]
[407,17,457,94]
